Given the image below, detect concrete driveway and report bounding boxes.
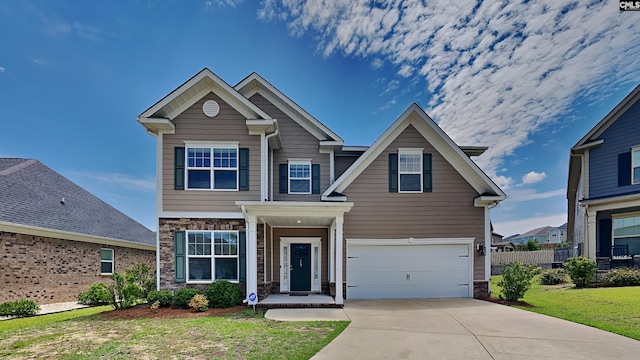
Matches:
[310,299,640,360]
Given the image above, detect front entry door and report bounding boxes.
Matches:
[290,243,311,291]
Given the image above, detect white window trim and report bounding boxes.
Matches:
[398,148,423,193]
[280,237,322,292]
[185,230,240,284]
[100,248,114,275]
[632,146,640,185]
[288,159,312,195]
[185,143,239,191]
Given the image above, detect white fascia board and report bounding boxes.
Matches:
[321,195,348,202]
[236,201,353,218]
[579,193,640,209]
[0,221,155,251]
[137,117,176,135]
[474,195,507,207]
[571,139,604,152]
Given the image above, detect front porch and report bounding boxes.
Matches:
[257,294,341,308]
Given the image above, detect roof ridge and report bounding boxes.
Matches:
[0,159,37,176]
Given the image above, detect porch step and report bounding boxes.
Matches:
[256,294,341,309]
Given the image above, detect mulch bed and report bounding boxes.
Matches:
[100,305,246,320]
[478,296,534,307]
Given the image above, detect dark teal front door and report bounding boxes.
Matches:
[290,243,311,291]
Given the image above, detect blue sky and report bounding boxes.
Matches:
[1,1,638,237]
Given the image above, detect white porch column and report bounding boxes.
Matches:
[334,215,344,305]
[484,205,491,282]
[587,208,597,260]
[329,221,335,282]
[260,133,267,201]
[247,215,258,305]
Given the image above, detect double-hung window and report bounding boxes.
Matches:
[633,147,640,185]
[398,149,423,192]
[289,160,311,194]
[613,214,640,256]
[100,248,114,275]
[186,144,238,190]
[186,231,238,282]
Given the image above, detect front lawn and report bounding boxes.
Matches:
[491,275,640,340]
[0,308,348,359]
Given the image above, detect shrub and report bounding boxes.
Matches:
[188,294,209,312]
[0,299,40,317]
[564,256,597,288]
[107,272,142,309]
[147,290,174,307]
[77,283,112,306]
[539,268,568,285]
[126,263,156,299]
[205,281,243,308]
[497,261,540,301]
[172,289,201,309]
[602,268,640,287]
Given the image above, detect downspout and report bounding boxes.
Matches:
[265,122,279,201]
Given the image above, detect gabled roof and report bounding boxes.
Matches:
[0,158,155,249]
[234,72,343,143]
[512,226,558,239]
[323,103,506,202]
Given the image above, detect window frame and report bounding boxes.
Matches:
[612,212,640,256]
[288,159,312,195]
[185,230,239,284]
[632,146,640,185]
[100,248,114,275]
[398,148,423,193]
[185,142,239,191]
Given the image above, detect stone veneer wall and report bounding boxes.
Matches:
[473,280,489,298]
[0,231,154,305]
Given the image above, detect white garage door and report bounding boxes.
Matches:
[347,240,473,299]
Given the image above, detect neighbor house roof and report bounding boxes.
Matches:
[0,158,155,249]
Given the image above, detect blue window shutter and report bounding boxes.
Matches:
[618,152,631,187]
[174,147,185,190]
[599,218,612,258]
[279,164,288,193]
[423,154,432,192]
[388,153,398,192]
[312,164,321,194]
[174,231,186,283]
[239,232,246,282]
[239,148,250,191]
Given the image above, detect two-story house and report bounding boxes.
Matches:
[568,84,640,267]
[137,69,506,305]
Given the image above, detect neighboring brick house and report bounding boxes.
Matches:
[137,68,506,305]
[0,158,156,304]
[568,84,640,267]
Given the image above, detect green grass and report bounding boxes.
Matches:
[491,275,640,340]
[0,308,349,359]
[0,306,112,332]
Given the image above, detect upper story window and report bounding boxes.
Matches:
[633,147,640,185]
[399,149,423,192]
[186,145,238,190]
[289,160,311,194]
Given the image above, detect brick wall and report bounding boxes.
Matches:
[0,231,155,305]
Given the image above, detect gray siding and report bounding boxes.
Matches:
[249,94,330,201]
[589,99,640,199]
[162,92,261,213]
[342,125,486,280]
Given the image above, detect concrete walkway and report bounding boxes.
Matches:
[269,299,640,360]
[0,302,88,320]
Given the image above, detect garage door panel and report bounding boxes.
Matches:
[349,257,468,272]
[348,269,469,284]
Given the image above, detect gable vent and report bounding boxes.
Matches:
[203,100,220,117]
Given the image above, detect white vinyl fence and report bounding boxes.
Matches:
[491,250,554,266]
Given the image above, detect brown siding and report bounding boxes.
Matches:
[342,125,486,280]
[249,94,330,202]
[271,228,329,293]
[162,92,261,213]
[0,231,154,304]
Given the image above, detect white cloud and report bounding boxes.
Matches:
[0,66,5,73]
[493,212,567,237]
[72,171,155,192]
[258,0,640,181]
[511,188,566,202]
[32,58,46,66]
[521,171,547,185]
[73,22,114,42]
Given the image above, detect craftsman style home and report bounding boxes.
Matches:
[138,69,506,305]
[568,84,640,268]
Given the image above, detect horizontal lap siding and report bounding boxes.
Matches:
[250,94,330,201]
[162,92,261,213]
[342,124,486,279]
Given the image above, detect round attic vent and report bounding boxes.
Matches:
[203,100,220,117]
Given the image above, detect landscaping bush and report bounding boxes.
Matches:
[602,268,640,287]
[497,261,539,301]
[147,290,174,307]
[205,281,243,308]
[126,263,156,299]
[539,268,568,285]
[77,283,112,306]
[564,256,597,288]
[108,272,142,309]
[172,289,201,309]
[188,294,209,312]
[0,299,40,317]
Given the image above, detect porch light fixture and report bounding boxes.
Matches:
[477,243,486,256]
[296,220,302,224]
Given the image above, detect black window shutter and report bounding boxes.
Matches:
[279,164,288,193]
[239,232,246,282]
[423,154,432,192]
[388,153,398,192]
[239,148,250,191]
[174,231,186,283]
[618,152,631,187]
[312,164,321,194]
[174,147,185,190]
[598,218,612,258]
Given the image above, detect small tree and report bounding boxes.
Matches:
[564,256,597,288]
[525,240,541,251]
[497,261,539,301]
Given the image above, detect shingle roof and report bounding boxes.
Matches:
[513,226,556,239]
[0,158,155,247]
